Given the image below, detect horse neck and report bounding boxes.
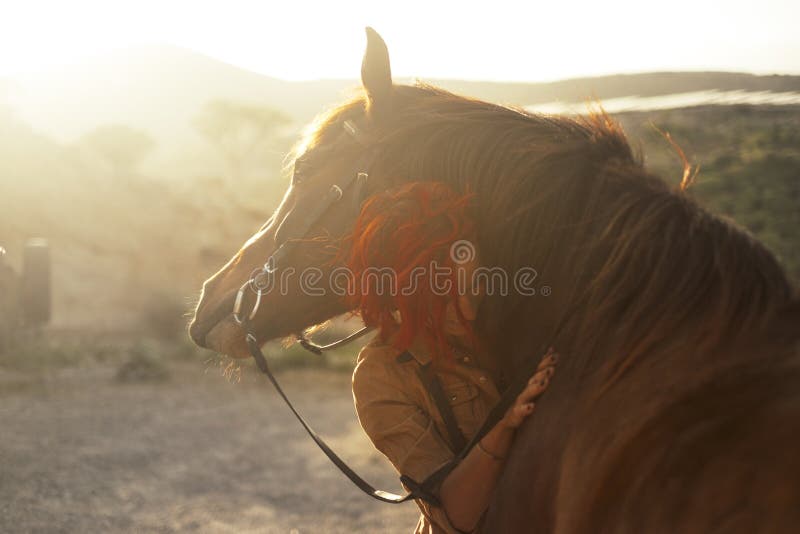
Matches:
[526,169,788,371]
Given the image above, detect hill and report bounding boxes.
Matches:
[4,44,800,159]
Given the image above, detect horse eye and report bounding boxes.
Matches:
[292,144,331,185]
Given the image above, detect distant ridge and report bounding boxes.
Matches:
[3,44,799,148]
[429,71,800,108]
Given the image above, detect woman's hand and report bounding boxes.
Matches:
[440,348,559,531]
[500,348,558,429]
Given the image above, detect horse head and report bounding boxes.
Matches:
[189,28,399,358]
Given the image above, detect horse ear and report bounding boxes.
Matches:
[361,27,392,115]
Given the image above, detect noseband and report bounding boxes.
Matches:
[232,119,375,353]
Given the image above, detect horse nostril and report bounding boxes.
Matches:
[188,320,209,348]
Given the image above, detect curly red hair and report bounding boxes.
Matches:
[343,182,476,361]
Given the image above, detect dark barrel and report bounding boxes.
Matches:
[21,238,51,326]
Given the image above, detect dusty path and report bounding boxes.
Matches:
[0,362,418,533]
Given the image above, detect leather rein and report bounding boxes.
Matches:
[229,119,555,504]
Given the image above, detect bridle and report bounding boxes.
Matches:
[231,119,375,354]
[227,118,425,504]
[223,117,574,505]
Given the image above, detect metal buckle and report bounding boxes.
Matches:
[232,279,263,325]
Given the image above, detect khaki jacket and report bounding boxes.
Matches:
[352,336,501,533]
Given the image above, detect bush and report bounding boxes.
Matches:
[115,341,170,383]
[139,292,189,341]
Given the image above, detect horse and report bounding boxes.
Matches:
[189,28,800,533]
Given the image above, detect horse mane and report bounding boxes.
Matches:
[300,82,794,380]
[577,337,800,532]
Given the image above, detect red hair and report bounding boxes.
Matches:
[343,182,476,361]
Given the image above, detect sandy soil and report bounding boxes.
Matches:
[0,361,419,533]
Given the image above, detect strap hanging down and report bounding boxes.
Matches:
[244,327,553,505]
[416,298,584,488]
[415,359,467,453]
[245,330,418,504]
[408,352,547,493]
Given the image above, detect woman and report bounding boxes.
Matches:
[346,182,558,533]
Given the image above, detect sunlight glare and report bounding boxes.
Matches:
[1,0,798,81]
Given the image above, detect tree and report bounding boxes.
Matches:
[194,99,291,180]
[83,124,155,177]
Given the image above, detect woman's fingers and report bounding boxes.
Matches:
[527,366,554,387]
[516,350,558,405]
[519,375,549,404]
[507,402,536,427]
[503,349,558,428]
[536,348,559,371]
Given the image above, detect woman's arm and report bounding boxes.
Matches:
[438,350,558,532]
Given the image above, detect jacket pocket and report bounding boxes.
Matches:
[441,380,481,440]
[442,381,479,406]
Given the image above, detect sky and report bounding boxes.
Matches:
[1,0,798,82]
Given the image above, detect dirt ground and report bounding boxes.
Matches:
[0,360,419,533]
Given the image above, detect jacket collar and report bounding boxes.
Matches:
[405,337,433,365]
